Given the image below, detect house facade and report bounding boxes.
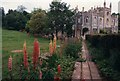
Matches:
[74,1,118,37]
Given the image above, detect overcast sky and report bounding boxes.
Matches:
[1,0,120,13]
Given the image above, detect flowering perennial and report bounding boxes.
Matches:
[23,41,28,69]
[8,56,12,71]
[53,35,56,52]
[57,65,61,74]
[33,39,40,69]
[49,40,53,56]
[39,70,42,79]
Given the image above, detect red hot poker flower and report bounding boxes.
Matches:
[8,56,12,71]
[33,39,40,69]
[23,41,28,69]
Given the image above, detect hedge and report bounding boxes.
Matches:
[86,34,120,49]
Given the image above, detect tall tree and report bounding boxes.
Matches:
[0,7,5,27]
[26,9,47,34]
[48,0,74,37]
[16,5,26,13]
[4,9,29,30]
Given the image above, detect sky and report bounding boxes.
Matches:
[1,0,120,13]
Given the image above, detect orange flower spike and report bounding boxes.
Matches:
[33,39,40,69]
[8,56,12,71]
[57,65,61,74]
[53,35,57,52]
[49,40,53,56]
[23,41,28,69]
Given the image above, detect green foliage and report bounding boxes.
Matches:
[0,7,5,26]
[86,34,120,81]
[56,56,75,79]
[48,1,74,36]
[3,29,80,79]
[26,9,47,34]
[86,34,120,49]
[76,58,86,62]
[100,29,107,34]
[2,29,50,79]
[64,42,82,58]
[3,9,30,30]
[47,53,59,69]
[109,49,120,71]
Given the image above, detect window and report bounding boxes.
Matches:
[112,20,114,22]
[100,18,102,24]
[86,18,88,23]
[107,12,109,15]
[85,16,89,23]
[107,18,109,25]
[78,18,81,23]
[107,18,109,22]
[100,18,102,21]
[94,17,96,19]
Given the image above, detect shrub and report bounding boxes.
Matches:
[64,42,82,59]
[86,34,120,49]
[86,34,120,81]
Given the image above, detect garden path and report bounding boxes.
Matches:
[72,38,102,81]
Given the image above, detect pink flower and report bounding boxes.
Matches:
[33,39,40,69]
[57,65,61,74]
[8,56,12,71]
[23,41,28,69]
[39,70,42,79]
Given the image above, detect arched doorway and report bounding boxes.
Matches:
[82,28,89,36]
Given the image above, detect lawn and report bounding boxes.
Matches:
[2,29,51,79]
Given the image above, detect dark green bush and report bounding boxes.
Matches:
[47,53,59,69]
[109,49,120,71]
[64,42,82,59]
[86,34,120,81]
[86,34,120,49]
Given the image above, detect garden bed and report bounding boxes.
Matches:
[3,30,82,80]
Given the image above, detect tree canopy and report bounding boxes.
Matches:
[2,6,31,31]
[47,1,74,37]
[26,9,47,34]
[4,9,29,30]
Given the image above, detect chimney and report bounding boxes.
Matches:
[82,7,84,12]
[104,0,106,7]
